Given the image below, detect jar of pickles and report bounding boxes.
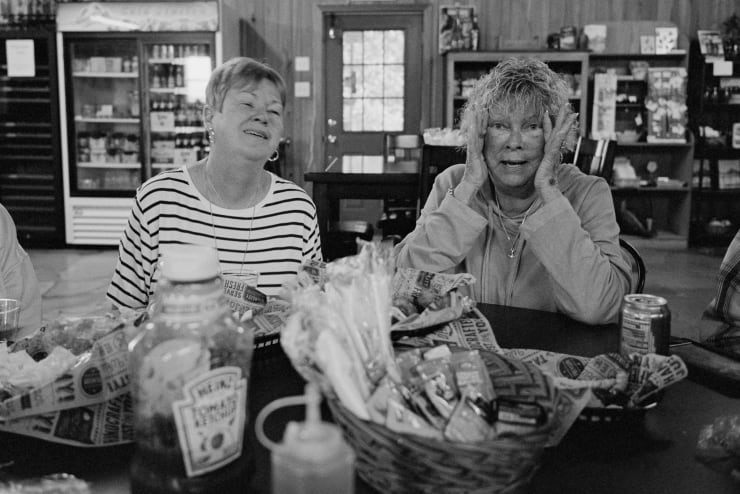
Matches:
[129,244,254,494]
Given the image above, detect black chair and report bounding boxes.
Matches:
[619,237,646,293]
[418,143,467,212]
[322,220,374,261]
[571,136,617,183]
[379,134,423,237]
[383,133,423,171]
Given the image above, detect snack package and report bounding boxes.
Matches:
[390,269,476,334]
[696,414,740,480]
[281,243,400,420]
[1,325,131,420]
[0,474,91,493]
[396,307,502,352]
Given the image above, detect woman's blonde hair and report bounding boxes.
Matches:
[459,57,573,147]
[205,57,286,111]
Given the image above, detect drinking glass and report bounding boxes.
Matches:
[0,298,20,344]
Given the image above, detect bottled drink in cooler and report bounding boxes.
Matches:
[129,245,255,494]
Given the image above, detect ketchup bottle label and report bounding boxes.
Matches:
[172,366,247,477]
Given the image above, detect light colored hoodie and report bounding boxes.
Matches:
[0,204,42,335]
[394,163,631,324]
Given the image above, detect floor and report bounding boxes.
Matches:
[27,235,725,341]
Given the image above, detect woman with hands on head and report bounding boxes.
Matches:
[107,57,322,310]
[395,57,630,324]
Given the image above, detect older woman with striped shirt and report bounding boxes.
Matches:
[107,57,322,309]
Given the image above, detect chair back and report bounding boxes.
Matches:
[384,134,423,172]
[572,137,617,183]
[619,237,646,294]
[323,220,375,261]
[418,144,467,210]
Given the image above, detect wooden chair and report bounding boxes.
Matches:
[571,136,617,182]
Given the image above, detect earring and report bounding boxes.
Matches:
[207,127,215,143]
[268,150,279,162]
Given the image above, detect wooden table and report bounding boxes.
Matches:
[1,304,738,493]
[304,171,418,235]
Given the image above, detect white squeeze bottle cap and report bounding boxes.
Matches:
[256,383,355,494]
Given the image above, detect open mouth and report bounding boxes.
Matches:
[244,129,269,139]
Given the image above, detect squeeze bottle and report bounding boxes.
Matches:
[256,383,355,494]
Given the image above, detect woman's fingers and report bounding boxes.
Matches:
[464,127,487,186]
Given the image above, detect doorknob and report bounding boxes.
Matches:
[327,118,337,127]
[327,134,337,144]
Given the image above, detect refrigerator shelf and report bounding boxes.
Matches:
[73,72,139,78]
[75,117,140,124]
[149,87,191,95]
[77,162,141,169]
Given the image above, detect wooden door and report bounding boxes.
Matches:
[323,9,423,172]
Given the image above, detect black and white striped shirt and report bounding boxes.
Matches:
[107,166,322,309]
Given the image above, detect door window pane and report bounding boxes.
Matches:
[342,29,405,132]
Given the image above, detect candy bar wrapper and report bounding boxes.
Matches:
[385,397,443,440]
[630,354,688,406]
[396,307,502,352]
[444,391,495,443]
[416,358,458,419]
[449,350,496,402]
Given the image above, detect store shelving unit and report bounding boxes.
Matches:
[688,40,740,249]
[444,51,590,135]
[0,25,65,246]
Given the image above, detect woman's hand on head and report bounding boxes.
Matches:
[534,107,578,202]
[455,112,487,204]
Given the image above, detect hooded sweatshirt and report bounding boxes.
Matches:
[394,163,631,324]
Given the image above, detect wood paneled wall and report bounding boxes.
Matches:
[226,0,740,184]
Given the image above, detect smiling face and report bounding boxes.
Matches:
[483,100,546,196]
[207,78,284,163]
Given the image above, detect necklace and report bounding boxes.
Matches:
[205,166,255,274]
[494,194,535,259]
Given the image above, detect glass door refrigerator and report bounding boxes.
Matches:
[56,1,220,245]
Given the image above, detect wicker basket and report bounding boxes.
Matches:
[326,350,558,494]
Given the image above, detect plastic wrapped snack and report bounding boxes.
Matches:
[696,414,740,481]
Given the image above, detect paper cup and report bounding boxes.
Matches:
[0,298,21,343]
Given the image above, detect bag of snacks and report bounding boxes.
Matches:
[0,312,141,447]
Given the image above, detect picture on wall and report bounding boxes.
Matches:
[697,30,725,60]
[439,5,477,54]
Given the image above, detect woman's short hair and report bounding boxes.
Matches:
[205,57,287,111]
[460,57,571,140]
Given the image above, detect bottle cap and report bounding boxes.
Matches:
[160,244,220,282]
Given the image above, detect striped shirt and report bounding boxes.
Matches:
[106,166,322,309]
